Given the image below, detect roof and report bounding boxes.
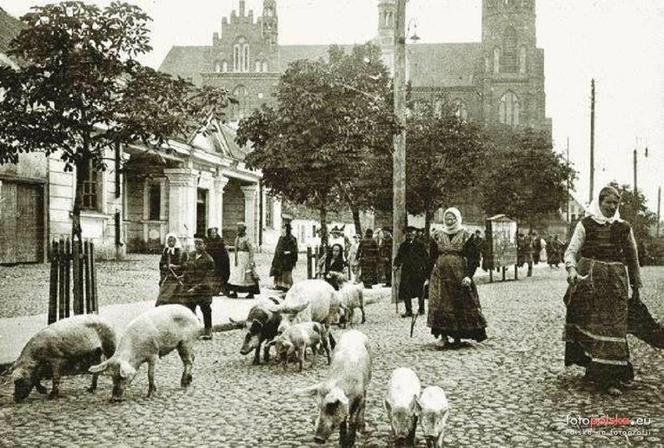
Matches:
[277,44,355,70]
[407,42,482,88]
[0,7,23,64]
[158,45,213,82]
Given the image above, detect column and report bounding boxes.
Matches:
[212,175,229,231]
[241,184,258,245]
[164,168,197,248]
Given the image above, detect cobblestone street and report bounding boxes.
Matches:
[1,266,663,447]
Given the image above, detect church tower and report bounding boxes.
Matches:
[262,0,278,47]
[376,0,396,74]
[481,0,546,131]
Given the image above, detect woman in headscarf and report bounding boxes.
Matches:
[270,222,299,292]
[319,243,347,290]
[156,233,188,306]
[564,185,663,395]
[227,222,260,299]
[428,207,487,347]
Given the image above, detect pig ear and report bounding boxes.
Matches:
[119,361,135,379]
[295,383,321,397]
[89,359,110,374]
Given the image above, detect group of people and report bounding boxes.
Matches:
[515,231,566,274]
[155,222,261,339]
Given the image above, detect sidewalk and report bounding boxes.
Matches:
[0,295,261,367]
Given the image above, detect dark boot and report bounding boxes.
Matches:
[401,299,413,318]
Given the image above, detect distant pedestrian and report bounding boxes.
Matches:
[270,222,298,292]
[428,208,487,348]
[348,234,361,283]
[380,228,393,287]
[183,238,215,340]
[564,185,664,395]
[156,233,187,306]
[393,226,430,317]
[205,227,230,295]
[547,235,563,268]
[532,231,542,264]
[227,222,260,299]
[357,229,380,288]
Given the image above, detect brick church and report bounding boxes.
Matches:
[160,0,551,133]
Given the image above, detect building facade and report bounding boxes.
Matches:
[160,0,551,133]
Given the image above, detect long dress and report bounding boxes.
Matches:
[228,235,260,295]
[205,236,230,294]
[357,237,380,287]
[270,234,298,291]
[156,247,187,306]
[428,230,487,342]
[563,217,664,385]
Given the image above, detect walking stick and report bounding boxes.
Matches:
[410,281,427,338]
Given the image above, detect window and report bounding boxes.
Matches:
[262,61,268,72]
[148,182,161,221]
[231,85,249,119]
[499,91,520,126]
[222,60,228,73]
[265,195,273,228]
[453,99,468,121]
[502,27,518,73]
[255,60,262,72]
[78,160,99,211]
[493,47,500,74]
[233,37,249,72]
[215,60,221,73]
[519,46,527,73]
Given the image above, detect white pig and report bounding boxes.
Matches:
[274,321,330,371]
[384,367,422,445]
[415,386,450,448]
[297,330,371,447]
[89,304,202,401]
[11,314,117,402]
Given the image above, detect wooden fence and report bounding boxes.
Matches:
[48,238,98,324]
[306,245,352,279]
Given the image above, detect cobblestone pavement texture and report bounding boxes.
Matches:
[0,252,308,318]
[1,266,663,447]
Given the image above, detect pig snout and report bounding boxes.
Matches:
[313,417,335,444]
[240,333,259,355]
[110,381,126,402]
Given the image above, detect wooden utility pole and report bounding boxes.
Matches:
[657,186,661,238]
[589,79,595,204]
[566,137,570,222]
[392,0,407,307]
[633,148,638,195]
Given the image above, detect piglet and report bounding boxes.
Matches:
[384,367,422,446]
[297,329,372,447]
[11,314,117,403]
[89,304,202,402]
[416,386,450,448]
[274,321,330,371]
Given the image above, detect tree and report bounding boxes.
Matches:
[237,43,398,245]
[405,104,487,236]
[0,1,231,243]
[480,126,577,228]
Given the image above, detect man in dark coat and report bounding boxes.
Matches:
[379,228,393,287]
[183,238,216,340]
[394,226,430,317]
[357,229,380,288]
[205,227,230,295]
[270,222,299,291]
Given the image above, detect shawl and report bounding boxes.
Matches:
[441,207,463,235]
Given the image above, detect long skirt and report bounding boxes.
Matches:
[428,253,487,342]
[228,251,260,295]
[273,270,293,291]
[563,258,633,384]
[360,261,378,286]
[156,276,183,306]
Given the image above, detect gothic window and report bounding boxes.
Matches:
[255,60,261,72]
[233,37,249,72]
[232,85,249,120]
[214,61,221,73]
[519,46,527,73]
[502,27,518,73]
[499,91,520,126]
[453,99,468,121]
[493,47,500,74]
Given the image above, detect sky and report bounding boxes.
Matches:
[3,0,664,212]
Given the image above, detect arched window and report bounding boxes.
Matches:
[255,60,262,72]
[222,60,228,73]
[499,91,520,126]
[233,37,249,72]
[493,47,500,74]
[232,85,249,120]
[502,27,517,73]
[262,61,268,72]
[453,99,468,121]
[214,60,222,73]
[519,46,527,73]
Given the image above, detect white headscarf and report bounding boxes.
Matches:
[441,207,463,235]
[164,232,181,254]
[586,186,622,225]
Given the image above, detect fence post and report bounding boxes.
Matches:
[48,240,59,324]
[84,241,92,313]
[90,242,98,313]
[307,246,312,279]
[58,238,66,320]
[72,239,82,315]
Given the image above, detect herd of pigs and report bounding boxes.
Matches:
[4,274,450,447]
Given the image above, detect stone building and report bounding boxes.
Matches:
[160,0,551,132]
